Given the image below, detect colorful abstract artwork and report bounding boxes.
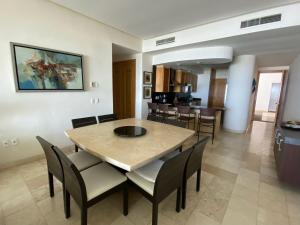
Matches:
[11,43,84,91]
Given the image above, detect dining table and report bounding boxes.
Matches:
[65,118,195,171]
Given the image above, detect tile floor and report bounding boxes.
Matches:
[1,121,300,225]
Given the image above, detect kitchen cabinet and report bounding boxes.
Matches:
[274,127,300,187]
[154,66,198,92]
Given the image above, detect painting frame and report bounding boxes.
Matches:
[143,86,152,99]
[143,71,152,85]
[10,42,85,92]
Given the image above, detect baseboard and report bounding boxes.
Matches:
[223,128,246,134]
[0,145,75,171]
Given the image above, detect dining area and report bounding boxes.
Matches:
[36,115,210,225]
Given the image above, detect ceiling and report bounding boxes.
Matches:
[50,0,300,38]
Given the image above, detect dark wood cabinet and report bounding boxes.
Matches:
[274,127,300,187]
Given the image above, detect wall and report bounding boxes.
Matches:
[224,55,256,133]
[255,73,282,111]
[216,69,228,79]
[283,54,300,121]
[141,54,153,119]
[143,3,300,52]
[0,0,142,168]
[191,68,211,106]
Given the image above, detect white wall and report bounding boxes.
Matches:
[216,69,228,79]
[191,68,211,106]
[141,54,153,119]
[224,55,256,133]
[143,3,300,52]
[0,0,141,168]
[255,73,282,111]
[283,54,300,121]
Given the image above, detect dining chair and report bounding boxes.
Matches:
[157,104,176,120]
[147,102,158,116]
[71,116,97,152]
[147,114,163,123]
[197,108,217,144]
[53,146,128,225]
[36,136,102,198]
[176,105,196,129]
[182,136,209,209]
[126,147,193,225]
[98,114,117,123]
[163,117,186,128]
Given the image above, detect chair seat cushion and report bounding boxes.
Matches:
[68,151,102,171]
[134,160,164,182]
[81,163,127,201]
[126,172,155,196]
[200,116,215,120]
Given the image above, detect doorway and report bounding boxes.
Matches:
[253,72,283,123]
[113,59,136,119]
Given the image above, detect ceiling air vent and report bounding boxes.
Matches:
[156,37,175,46]
[241,14,282,28]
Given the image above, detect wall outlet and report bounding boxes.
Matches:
[2,140,9,148]
[11,138,18,146]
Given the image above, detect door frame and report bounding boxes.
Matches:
[251,70,289,126]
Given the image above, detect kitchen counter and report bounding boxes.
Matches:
[278,127,300,146]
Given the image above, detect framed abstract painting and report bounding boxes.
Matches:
[11,43,84,91]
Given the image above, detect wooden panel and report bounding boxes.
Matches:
[155,66,170,92]
[113,60,136,119]
[211,79,227,107]
[191,74,198,92]
[208,68,216,107]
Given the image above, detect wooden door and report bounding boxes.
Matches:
[113,60,136,119]
[268,83,281,112]
[209,78,227,107]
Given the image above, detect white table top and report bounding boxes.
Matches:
[65,118,195,171]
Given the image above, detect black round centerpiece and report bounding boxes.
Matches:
[114,126,147,137]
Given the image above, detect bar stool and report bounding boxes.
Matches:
[177,105,196,129]
[197,108,217,144]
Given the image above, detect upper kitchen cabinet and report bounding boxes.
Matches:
[154,65,198,92]
[155,65,170,92]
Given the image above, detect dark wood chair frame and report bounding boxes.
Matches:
[98,114,117,123]
[176,105,196,129]
[197,109,217,144]
[52,146,128,225]
[36,136,63,198]
[157,104,176,120]
[182,136,209,209]
[128,147,193,225]
[71,116,98,152]
[147,102,158,116]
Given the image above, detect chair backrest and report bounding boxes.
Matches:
[158,104,169,112]
[147,114,163,123]
[52,146,87,206]
[98,114,117,123]
[200,108,216,118]
[163,118,186,128]
[185,137,209,179]
[36,136,63,181]
[177,105,191,114]
[71,116,97,128]
[154,147,193,202]
[147,103,158,112]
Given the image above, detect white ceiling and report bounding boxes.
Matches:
[50,0,300,38]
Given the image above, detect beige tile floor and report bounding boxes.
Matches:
[1,121,300,225]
